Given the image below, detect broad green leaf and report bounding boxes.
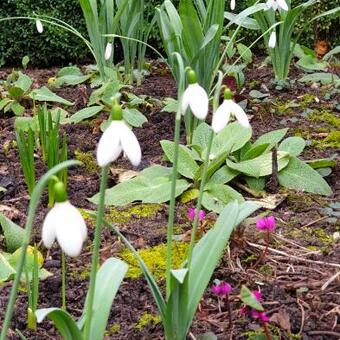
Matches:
[55,66,91,87]
[209,165,239,184]
[242,143,270,160]
[69,106,104,124]
[210,122,252,157]
[0,98,12,111]
[278,157,332,196]
[226,151,290,178]
[0,213,25,252]
[197,332,218,340]
[240,286,264,311]
[123,108,148,128]
[8,87,25,100]
[89,173,190,206]
[36,308,83,340]
[278,137,306,156]
[161,140,199,179]
[192,122,211,152]
[237,43,252,64]
[162,97,178,113]
[0,253,16,282]
[249,90,269,99]
[16,72,33,93]
[244,176,266,191]
[30,87,74,106]
[323,46,340,61]
[10,102,25,116]
[253,129,288,150]
[299,73,339,85]
[296,55,328,72]
[202,184,244,213]
[85,258,127,340]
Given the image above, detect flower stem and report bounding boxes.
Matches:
[226,296,232,329]
[83,165,109,339]
[61,251,66,310]
[0,160,79,340]
[165,111,181,300]
[262,321,272,340]
[187,130,214,268]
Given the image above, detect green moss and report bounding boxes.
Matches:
[74,149,99,175]
[258,264,273,276]
[105,323,121,335]
[135,312,161,330]
[272,99,294,115]
[80,204,163,225]
[308,110,340,128]
[119,242,189,279]
[313,131,340,150]
[299,94,316,108]
[107,204,163,224]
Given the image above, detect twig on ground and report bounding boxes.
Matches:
[308,331,340,337]
[246,242,340,269]
[296,298,305,335]
[321,271,340,291]
[301,216,328,229]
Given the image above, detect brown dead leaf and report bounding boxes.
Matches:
[0,205,24,221]
[270,308,291,332]
[110,168,139,182]
[248,193,287,210]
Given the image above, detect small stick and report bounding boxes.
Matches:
[247,242,340,268]
[262,322,272,340]
[321,271,340,291]
[301,216,328,229]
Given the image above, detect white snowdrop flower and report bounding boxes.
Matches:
[104,42,113,61]
[269,31,277,49]
[212,88,250,133]
[36,19,43,34]
[42,182,87,258]
[181,69,209,120]
[96,104,141,167]
[230,0,236,10]
[266,0,288,11]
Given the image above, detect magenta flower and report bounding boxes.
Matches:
[187,208,206,222]
[251,310,270,322]
[252,290,262,301]
[256,216,275,232]
[212,282,232,296]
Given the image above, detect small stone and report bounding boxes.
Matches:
[333,232,340,242]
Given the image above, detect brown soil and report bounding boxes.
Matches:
[0,60,339,340]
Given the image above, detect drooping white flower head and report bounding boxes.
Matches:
[211,88,250,133]
[36,19,43,34]
[230,0,236,10]
[96,103,141,167]
[266,0,288,11]
[268,31,277,49]
[42,182,87,257]
[104,42,113,61]
[181,69,209,120]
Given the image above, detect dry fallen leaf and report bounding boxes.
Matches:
[248,193,287,210]
[270,308,291,332]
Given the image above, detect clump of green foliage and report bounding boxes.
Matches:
[118,242,188,279]
[308,110,340,128]
[314,131,340,149]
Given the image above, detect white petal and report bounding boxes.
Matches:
[36,20,43,34]
[212,101,231,133]
[54,202,87,257]
[42,207,59,248]
[96,121,122,167]
[181,87,191,115]
[104,42,113,60]
[230,0,236,10]
[187,84,209,120]
[277,0,288,11]
[230,101,250,128]
[266,0,274,9]
[268,31,276,49]
[119,122,142,167]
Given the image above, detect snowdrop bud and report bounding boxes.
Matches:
[269,31,276,49]
[42,182,87,257]
[104,42,113,60]
[181,68,209,120]
[96,103,141,167]
[230,0,236,10]
[36,19,43,34]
